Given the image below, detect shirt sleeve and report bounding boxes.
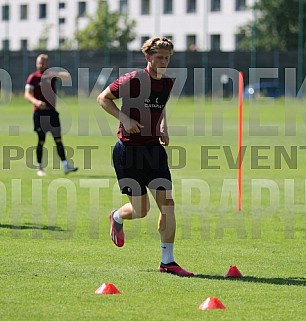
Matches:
[26,73,34,85]
[109,71,138,98]
[25,83,34,90]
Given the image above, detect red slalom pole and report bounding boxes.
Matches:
[238,72,244,211]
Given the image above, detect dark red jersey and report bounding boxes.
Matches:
[26,71,57,112]
[109,69,173,146]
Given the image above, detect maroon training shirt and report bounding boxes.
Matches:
[26,71,57,112]
[109,68,173,146]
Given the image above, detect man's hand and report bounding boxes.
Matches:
[160,129,169,146]
[122,118,144,134]
[36,100,47,109]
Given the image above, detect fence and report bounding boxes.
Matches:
[0,50,305,97]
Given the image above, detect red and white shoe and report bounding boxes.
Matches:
[159,262,194,277]
[109,211,124,247]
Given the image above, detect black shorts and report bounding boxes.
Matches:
[33,110,61,138]
[113,141,172,196]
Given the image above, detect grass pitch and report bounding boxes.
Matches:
[0,95,306,321]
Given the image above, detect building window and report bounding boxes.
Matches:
[78,1,86,17]
[59,2,66,9]
[211,0,220,12]
[39,4,47,19]
[141,35,150,45]
[186,35,197,50]
[120,0,128,13]
[235,0,246,11]
[163,35,172,41]
[59,38,66,47]
[20,5,28,20]
[59,17,66,24]
[2,5,9,21]
[163,0,173,14]
[187,0,196,13]
[211,34,221,51]
[2,39,9,50]
[21,39,28,50]
[141,0,150,15]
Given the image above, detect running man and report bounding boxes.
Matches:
[97,37,193,277]
[24,54,78,176]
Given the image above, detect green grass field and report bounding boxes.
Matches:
[0,95,306,321]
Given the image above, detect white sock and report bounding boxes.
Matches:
[113,209,123,224]
[37,163,43,170]
[62,160,68,168]
[161,242,174,264]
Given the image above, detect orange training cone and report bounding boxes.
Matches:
[199,297,226,310]
[95,282,121,294]
[225,265,243,278]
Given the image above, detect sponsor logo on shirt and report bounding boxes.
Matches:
[144,98,165,109]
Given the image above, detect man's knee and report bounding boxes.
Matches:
[160,197,175,215]
[164,198,175,207]
[132,200,150,218]
[134,207,150,218]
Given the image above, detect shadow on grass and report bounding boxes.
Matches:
[0,223,65,232]
[194,274,306,286]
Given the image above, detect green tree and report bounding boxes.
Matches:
[75,1,136,50]
[33,23,53,50]
[237,0,306,51]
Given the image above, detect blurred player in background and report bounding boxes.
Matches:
[24,54,78,176]
[97,37,194,277]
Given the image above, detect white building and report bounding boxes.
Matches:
[0,0,255,51]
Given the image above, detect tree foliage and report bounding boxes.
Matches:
[33,23,53,50]
[237,0,306,50]
[75,1,136,50]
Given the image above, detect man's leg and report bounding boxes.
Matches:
[54,137,66,161]
[110,194,150,247]
[150,189,176,243]
[36,131,46,176]
[122,194,151,220]
[51,111,77,175]
[150,189,194,277]
[53,136,78,174]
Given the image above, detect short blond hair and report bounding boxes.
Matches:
[141,37,174,56]
[37,54,48,60]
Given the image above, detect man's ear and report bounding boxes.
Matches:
[145,53,151,62]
